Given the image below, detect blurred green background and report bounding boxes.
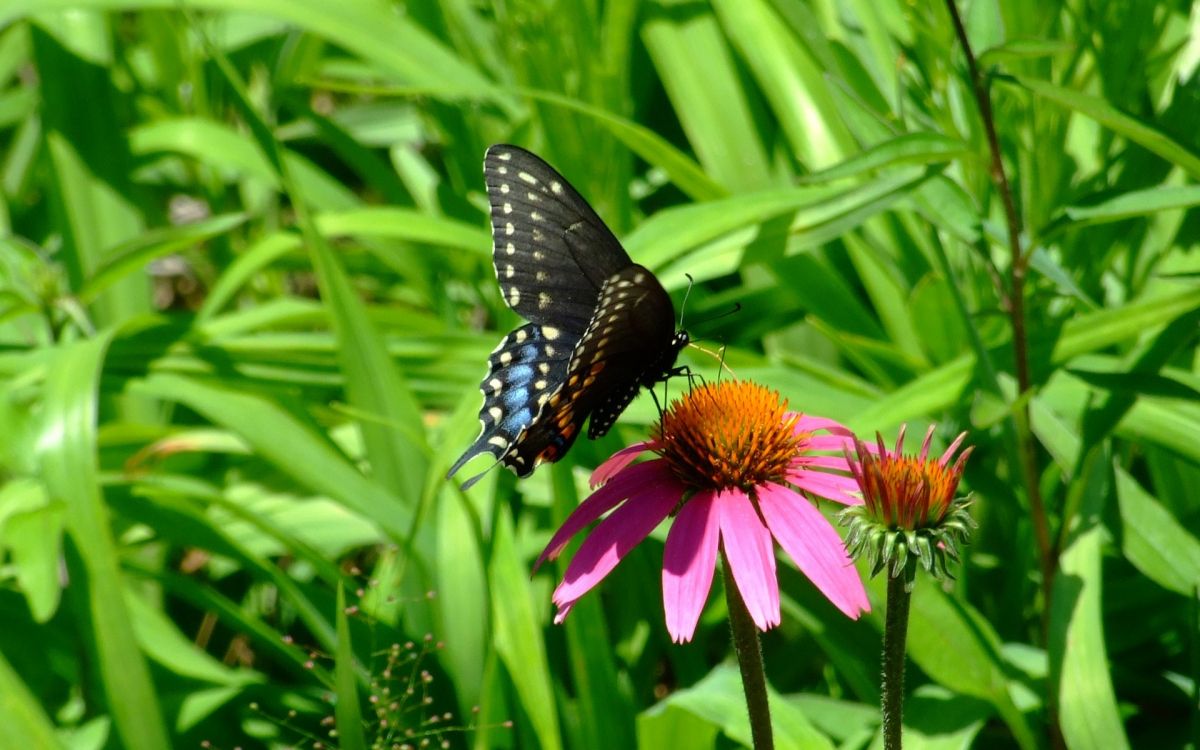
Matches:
[0,1,1197,748]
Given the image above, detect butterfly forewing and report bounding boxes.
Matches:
[485,145,632,334]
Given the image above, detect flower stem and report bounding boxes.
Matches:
[722,551,773,750]
[881,572,912,750]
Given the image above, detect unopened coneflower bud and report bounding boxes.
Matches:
[840,424,976,589]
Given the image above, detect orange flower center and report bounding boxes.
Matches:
[652,381,801,491]
[862,453,957,527]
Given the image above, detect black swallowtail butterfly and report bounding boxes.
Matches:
[448,145,689,489]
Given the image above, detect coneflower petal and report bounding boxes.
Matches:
[662,492,720,643]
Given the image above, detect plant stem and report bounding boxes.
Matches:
[881,573,912,750]
[943,5,1064,748]
[941,0,1056,626]
[722,552,773,750]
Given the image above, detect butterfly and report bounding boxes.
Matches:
[448,145,689,489]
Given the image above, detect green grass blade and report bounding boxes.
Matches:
[1012,75,1200,177]
[642,1,774,190]
[209,30,431,505]
[490,511,561,750]
[129,372,411,538]
[0,647,64,750]
[713,0,855,168]
[40,332,170,750]
[334,584,369,750]
[1048,449,1130,750]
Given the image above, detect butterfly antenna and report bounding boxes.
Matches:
[678,273,695,329]
[689,301,742,329]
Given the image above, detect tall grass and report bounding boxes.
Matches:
[0,1,1197,748]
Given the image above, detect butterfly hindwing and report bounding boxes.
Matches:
[485,145,632,334]
[448,323,576,489]
[501,265,686,469]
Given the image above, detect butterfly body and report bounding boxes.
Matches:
[448,145,687,488]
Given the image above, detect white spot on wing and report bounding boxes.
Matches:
[500,183,510,194]
[488,406,503,421]
[538,292,551,309]
[503,203,513,214]
[530,211,542,222]
[508,288,520,307]
[542,326,560,340]
[518,171,538,185]
[506,242,516,255]
[551,181,563,194]
[499,351,513,365]
[505,223,515,236]
[505,264,515,278]
[497,152,512,161]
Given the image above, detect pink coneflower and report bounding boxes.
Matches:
[535,380,870,643]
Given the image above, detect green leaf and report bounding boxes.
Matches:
[4,0,513,108]
[490,511,562,750]
[1012,76,1200,177]
[125,590,261,687]
[1032,394,1200,596]
[334,584,369,750]
[515,87,728,202]
[642,1,774,191]
[643,663,834,750]
[900,686,990,749]
[978,38,1074,67]
[0,478,63,622]
[851,285,1200,432]
[899,580,1037,749]
[802,133,967,183]
[39,332,170,750]
[712,0,854,169]
[209,41,430,506]
[629,167,932,276]
[79,213,248,304]
[1064,183,1200,224]
[0,646,64,749]
[315,207,490,255]
[128,372,412,540]
[1049,448,1130,750]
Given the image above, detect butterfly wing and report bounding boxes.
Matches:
[447,323,574,489]
[502,264,684,470]
[485,144,632,334]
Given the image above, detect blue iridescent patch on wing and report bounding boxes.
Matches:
[447,323,574,488]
